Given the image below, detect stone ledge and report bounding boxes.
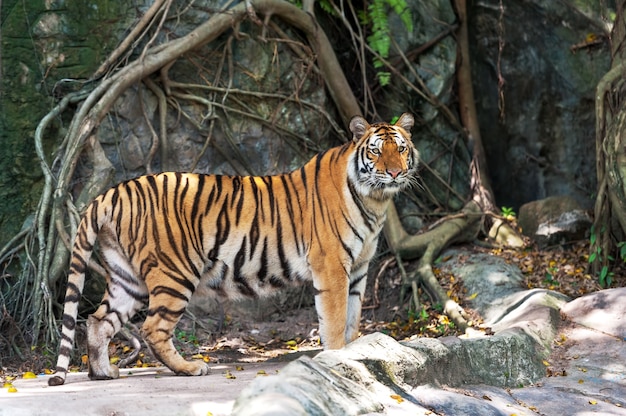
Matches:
[231,290,567,415]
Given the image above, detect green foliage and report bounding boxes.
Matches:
[500,206,516,219]
[175,329,199,346]
[589,225,615,288]
[318,0,336,15]
[358,0,413,86]
[288,0,413,86]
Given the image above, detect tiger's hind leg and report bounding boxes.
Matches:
[140,269,210,376]
[87,269,147,380]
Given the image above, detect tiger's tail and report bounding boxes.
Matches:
[48,200,103,386]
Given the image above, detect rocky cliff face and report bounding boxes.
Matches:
[469,1,610,210]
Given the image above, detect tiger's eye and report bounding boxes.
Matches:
[370,148,381,155]
[398,145,406,153]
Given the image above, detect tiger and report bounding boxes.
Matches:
[48,113,418,386]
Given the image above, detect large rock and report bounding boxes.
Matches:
[231,251,570,415]
[518,195,592,247]
[231,327,553,416]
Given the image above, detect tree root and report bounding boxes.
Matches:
[388,201,483,331]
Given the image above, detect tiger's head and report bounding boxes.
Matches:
[348,113,418,199]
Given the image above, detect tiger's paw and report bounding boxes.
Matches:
[174,360,211,376]
[48,375,66,386]
[88,364,120,381]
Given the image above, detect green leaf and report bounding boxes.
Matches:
[588,252,597,263]
[377,71,391,86]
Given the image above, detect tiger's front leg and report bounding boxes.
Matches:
[312,259,350,350]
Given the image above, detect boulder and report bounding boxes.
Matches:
[518,195,592,247]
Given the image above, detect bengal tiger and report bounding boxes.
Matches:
[48,113,418,386]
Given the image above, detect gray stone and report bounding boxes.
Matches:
[561,287,626,338]
[518,195,592,247]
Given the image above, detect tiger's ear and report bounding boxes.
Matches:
[349,115,370,143]
[395,113,414,132]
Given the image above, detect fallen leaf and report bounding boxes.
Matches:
[256,370,267,376]
[542,360,550,366]
[589,400,597,405]
[22,372,36,379]
[236,365,244,371]
[224,370,236,379]
[7,386,17,393]
[390,394,404,403]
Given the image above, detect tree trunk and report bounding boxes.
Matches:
[592,0,626,285]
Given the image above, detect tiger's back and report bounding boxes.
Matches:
[48,113,417,386]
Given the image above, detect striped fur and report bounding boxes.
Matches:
[48,113,417,386]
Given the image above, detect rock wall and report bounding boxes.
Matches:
[469,1,610,210]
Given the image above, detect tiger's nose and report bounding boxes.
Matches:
[387,168,402,179]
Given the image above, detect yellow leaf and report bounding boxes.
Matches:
[7,386,17,393]
[236,365,244,371]
[579,367,587,373]
[224,371,236,379]
[3,382,13,388]
[285,340,297,347]
[468,292,478,300]
[542,360,550,366]
[390,394,404,403]
[589,399,597,405]
[110,356,120,365]
[203,356,210,363]
[256,370,267,376]
[191,354,204,359]
[44,368,54,375]
[122,346,132,353]
[22,372,37,379]
[578,379,584,384]
[207,412,214,416]
[81,355,88,365]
